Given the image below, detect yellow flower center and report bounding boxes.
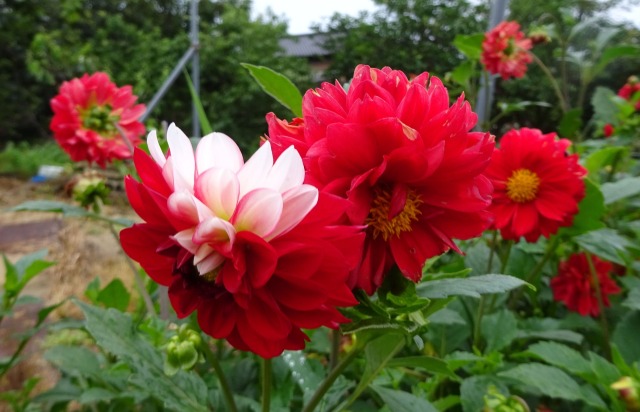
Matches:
[366,186,423,241]
[81,103,120,136]
[506,169,540,203]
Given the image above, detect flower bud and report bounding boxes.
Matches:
[164,325,203,376]
[603,123,615,138]
[483,386,530,412]
[528,27,551,45]
[611,376,640,411]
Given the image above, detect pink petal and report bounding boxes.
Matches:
[237,142,274,197]
[195,168,240,220]
[267,185,318,240]
[195,132,244,174]
[167,191,199,226]
[232,188,283,237]
[166,123,195,192]
[146,130,166,167]
[193,217,236,247]
[266,145,305,193]
[195,250,225,274]
[173,228,197,253]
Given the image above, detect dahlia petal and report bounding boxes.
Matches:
[266,145,305,193]
[173,228,197,254]
[193,217,236,248]
[232,188,283,237]
[166,123,195,192]
[195,132,244,174]
[147,130,167,167]
[197,295,237,339]
[167,191,200,226]
[267,185,318,240]
[195,167,240,220]
[244,293,292,340]
[195,251,225,274]
[511,205,539,238]
[168,277,200,318]
[237,141,274,197]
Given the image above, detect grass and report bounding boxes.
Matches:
[0,141,70,178]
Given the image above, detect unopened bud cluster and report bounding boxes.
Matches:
[165,324,203,376]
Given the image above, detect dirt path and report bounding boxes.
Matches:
[0,176,137,400]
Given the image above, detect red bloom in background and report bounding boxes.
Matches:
[485,128,586,242]
[603,123,615,137]
[551,253,620,316]
[268,65,494,294]
[618,76,640,111]
[120,124,363,358]
[481,21,533,80]
[50,72,146,168]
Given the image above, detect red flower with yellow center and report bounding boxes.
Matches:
[267,65,495,294]
[486,128,587,242]
[481,21,533,80]
[618,76,640,111]
[551,253,620,316]
[50,72,146,168]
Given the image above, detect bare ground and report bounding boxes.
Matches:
[0,176,137,405]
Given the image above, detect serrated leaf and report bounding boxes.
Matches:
[44,346,101,376]
[242,63,303,117]
[481,309,518,353]
[557,108,583,138]
[460,375,508,412]
[612,311,640,364]
[281,351,322,405]
[516,329,583,345]
[499,363,583,401]
[522,341,591,376]
[77,301,208,412]
[622,288,640,311]
[588,352,621,386]
[591,87,619,123]
[371,385,438,412]
[574,228,632,265]
[96,279,130,311]
[78,387,117,404]
[601,177,640,205]
[387,356,457,379]
[417,275,531,299]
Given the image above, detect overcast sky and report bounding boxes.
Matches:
[250,0,640,35]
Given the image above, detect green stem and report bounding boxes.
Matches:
[488,241,514,314]
[262,357,272,412]
[530,52,569,113]
[585,252,613,360]
[302,346,362,412]
[202,341,238,412]
[329,329,341,370]
[486,231,498,274]
[508,237,559,309]
[108,223,156,317]
[473,296,486,350]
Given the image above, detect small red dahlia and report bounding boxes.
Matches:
[268,65,495,294]
[50,72,146,168]
[551,253,620,316]
[603,123,615,138]
[618,76,640,111]
[485,128,587,242]
[481,21,533,80]
[120,124,363,358]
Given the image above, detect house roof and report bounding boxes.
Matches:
[279,33,331,58]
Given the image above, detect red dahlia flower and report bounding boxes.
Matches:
[551,253,620,316]
[603,123,615,138]
[120,124,363,358]
[268,65,495,294]
[481,21,533,80]
[486,128,586,242]
[50,72,146,168]
[618,76,640,111]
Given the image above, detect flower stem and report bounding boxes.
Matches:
[262,357,272,412]
[302,346,362,412]
[108,223,156,317]
[474,232,500,349]
[508,236,559,309]
[585,252,613,360]
[329,329,341,370]
[530,52,569,113]
[202,341,238,412]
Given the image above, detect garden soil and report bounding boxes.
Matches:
[0,176,137,406]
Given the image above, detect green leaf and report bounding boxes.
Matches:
[96,279,131,311]
[593,45,640,78]
[460,375,508,412]
[78,388,117,404]
[481,309,518,353]
[417,275,532,299]
[557,108,583,138]
[371,386,438,412]
[184,70,213,135]
[498,363,583,401]
[516,329,583,345]
[281,351,322,406]
[591,87,619,123]
[453,34,484,60]
[464,241,500,275]
[584,147,628,177]
[450,61,473,86]
[612,311,640,364]
[588,352,621,386]
[601,177,640,205]
[77,301,209,412]
[2,255,19,293]
[559,179,605,237]
[521,341,591,376]
[44,345,101,376]
[574,228,632,265]
[622,288,640,311]
[387,356,457,379]
[241,63,303,117]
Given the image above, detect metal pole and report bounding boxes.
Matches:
[190,0,201,138]
[475,0,509,126]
